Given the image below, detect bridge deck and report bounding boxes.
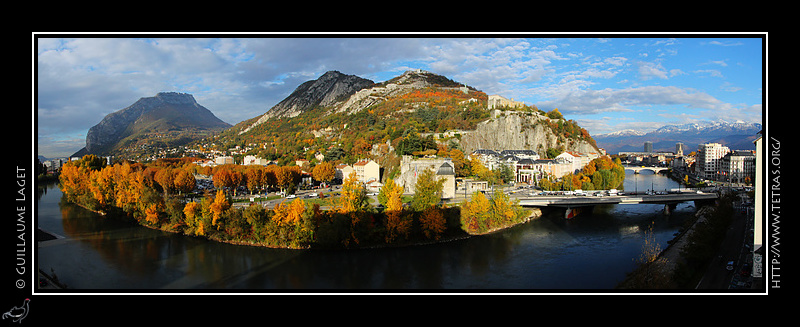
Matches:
[517,192,717,208]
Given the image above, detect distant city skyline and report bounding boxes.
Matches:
[36,33,764,157]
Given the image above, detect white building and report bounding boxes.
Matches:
[720,150,756,183]
[695,143,730,180]
[215,156,234,165]
[353,159,381,184]
[335,164,355,182]
[242,155,270,165]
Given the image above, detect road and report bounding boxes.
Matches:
[696,202,754,290]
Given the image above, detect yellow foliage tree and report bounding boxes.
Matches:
[183,201,201,234]
[460,191,491,234]
[272,199,307,227]
[384,179,411,243]
[336,171,367,214]
[312,162,335,185]
[145,203,161,225]
[210,190,230,228]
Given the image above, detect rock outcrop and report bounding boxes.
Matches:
[458,110,600,155]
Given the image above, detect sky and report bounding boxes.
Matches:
[35,33,765,158]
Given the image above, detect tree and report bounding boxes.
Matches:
[312,162,335,186]
[377,178,401,208]
[410,168,445,212]
[154,167,175,194]
[419,206,447,240]
[183,201,202,235]
[210,190,230,229]
[448,149,469,177]
[460,191,491,234]
[173,169,196,195]
[384,178,411,243]
[213,168,232,191]
[272,199,307,228]
[336,171,368,214]
[245,167,264,195]
[228,169,243,196]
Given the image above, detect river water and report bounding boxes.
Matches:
[36,170,694,291]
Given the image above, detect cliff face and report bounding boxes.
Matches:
[458,110,600,155]
[81,92,230,155]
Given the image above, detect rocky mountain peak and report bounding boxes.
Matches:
[76,92,230,156]
[241,71,374,133]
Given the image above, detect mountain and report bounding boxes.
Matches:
[241,71,374,133]
[218,70,598,170]
[594,121,762,154]
[73,92,231,158]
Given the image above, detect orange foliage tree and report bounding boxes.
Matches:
[419,206,447,240]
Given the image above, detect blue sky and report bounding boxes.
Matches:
[35,34,764,158]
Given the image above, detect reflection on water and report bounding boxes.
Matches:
[37,171,694,290]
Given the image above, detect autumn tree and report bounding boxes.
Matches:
[460,191,491,234]
[173,169,196,195]
[377,178,401,208]
[419,206,447,240]
[154,167,175,194]
[213,168,231,191]
[312,162,335,186]
[245,167,263,195]
[336,171,368,214]
[410,168,445,212]
[384,178,411,243]
[210,190,230,229]
[183,201,202,235]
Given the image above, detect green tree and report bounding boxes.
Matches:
[411,168,445,211]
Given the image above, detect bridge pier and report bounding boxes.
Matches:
[664,203,677,215]
[565,206,594,219]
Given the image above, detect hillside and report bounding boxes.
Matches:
[73,92,231,159]
[208,70,599,174]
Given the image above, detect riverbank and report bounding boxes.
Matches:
[616,204,711,289]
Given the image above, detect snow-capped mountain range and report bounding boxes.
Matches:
[594,121,762,154]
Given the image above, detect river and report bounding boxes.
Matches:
[36,170,694,291]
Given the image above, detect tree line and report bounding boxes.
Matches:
[538,156,626,191]
[59,154,531,249]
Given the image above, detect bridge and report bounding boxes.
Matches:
[517,192,718,218]
[624,166,670,174]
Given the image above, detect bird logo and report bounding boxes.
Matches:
[2,298,29,323]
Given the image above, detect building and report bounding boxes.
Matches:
[397,156,456,199]
[215,156,234,165]
[644,141,653,153]
[335,164,355,182]
[695,143,730,180]
[555,151,598,175]
[353,159,381,184]
[753,132,763,278]
[676,142,685,156]
[487,95,525,109]
[720,150,755,183]
[242,155,271,165]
